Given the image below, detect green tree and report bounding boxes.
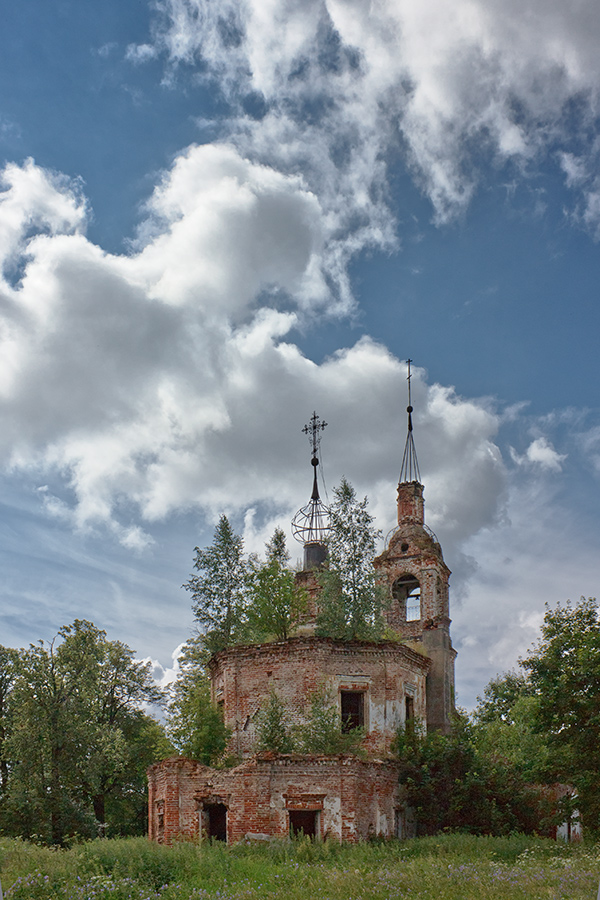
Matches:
[316,478,386,641]
[394,715,552,836]
[255,690,295,754]
[475,696,551,785]
[521,596,600,834]
[6,629,96,842]
[0,646,18,800]
[473,671,550,785]
[3,620,165,843]
[295,685,364,755]
[183,516,249,654]
[247,529,308,642]
[105,713,174,836]
[167,636,230,765]
[473,669,533,725]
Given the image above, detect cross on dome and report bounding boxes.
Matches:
[399,359,421,484]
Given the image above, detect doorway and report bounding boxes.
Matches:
[205,803,227,841]
[289,810,318,838]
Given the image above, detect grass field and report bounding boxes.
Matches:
[1,833,599,900]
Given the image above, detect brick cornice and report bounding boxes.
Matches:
[208,634,431,673]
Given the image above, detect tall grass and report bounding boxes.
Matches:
[1,834,599,900]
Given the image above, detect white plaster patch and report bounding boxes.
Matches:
[323,795,342,838]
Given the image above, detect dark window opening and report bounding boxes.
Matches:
[289,810,318,838]
[393,575,421,622]
[341,691,364,733]
[405,695,415,723]
[205,803,227,842]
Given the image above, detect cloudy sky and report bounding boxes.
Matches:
[1,0,599,709]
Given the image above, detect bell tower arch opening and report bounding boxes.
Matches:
[392,574,421,622]
[373,360,457,733]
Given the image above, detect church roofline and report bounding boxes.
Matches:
[207,633,431,673]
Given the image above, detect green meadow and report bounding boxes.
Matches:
[1,834,599,900]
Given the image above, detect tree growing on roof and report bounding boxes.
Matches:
[316,477,386,641]
[183,515,249,654]
[247,528,308,642]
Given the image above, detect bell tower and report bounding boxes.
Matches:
[374,362,456,733]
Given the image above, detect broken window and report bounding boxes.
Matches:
[392,575,421,622]
[340,690,365,733]
[405,694,414,724]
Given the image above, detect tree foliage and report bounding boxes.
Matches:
[470,598,600,835]
[255,690,295,754]
[247,529,308,642]
[521,596,600,833]
[395,715,553,836]
[0,620,168,844]
[183,516,249,654]
[175,523,313,761]
[253,686,365,756]
[316,478,386,641]
[473,670,533,726]
[472,670,550,785]
[295,685,364,756]
[166,636,230,765]
[474,694,551,786]
[184,521,309,653]
[0,646,18,798]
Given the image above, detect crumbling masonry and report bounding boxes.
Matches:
[148,467,457,843]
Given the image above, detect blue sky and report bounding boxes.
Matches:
[1,0,599,708]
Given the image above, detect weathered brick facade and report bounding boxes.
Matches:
[149,477,456,844]
[375,481,457,734]
[210,636,429,758]
[148,754,409,844]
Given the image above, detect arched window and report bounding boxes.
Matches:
[392,574,421,622]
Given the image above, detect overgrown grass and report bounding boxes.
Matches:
[1,834,599,899]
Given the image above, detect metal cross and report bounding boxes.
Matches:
[406,360,414,432]
[302,411,327,458]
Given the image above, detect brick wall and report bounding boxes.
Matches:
[209,636,429,758]
[148,754,403,845]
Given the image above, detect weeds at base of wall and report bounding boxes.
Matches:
[1,834,599,900]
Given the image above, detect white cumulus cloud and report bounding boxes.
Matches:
[0,155,511,558]
[510,436,566,472]
[150,0,600,234]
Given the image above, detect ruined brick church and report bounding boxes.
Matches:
[148,387,456,844]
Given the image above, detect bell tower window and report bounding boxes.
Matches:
[392,575,421,622]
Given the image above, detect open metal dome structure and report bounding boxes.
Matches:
[291,412,331,559]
